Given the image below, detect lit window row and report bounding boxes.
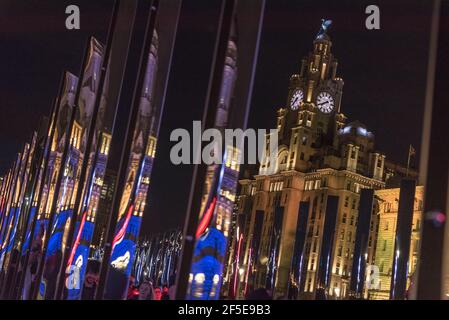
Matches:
[70,121,82,150]
[146,136,157,158]
[269,181,283,192]
[346,180,361,193]
[298,112,312,127]
[100,133,111,155]
[225,146,240,171]
[304,179,320,191]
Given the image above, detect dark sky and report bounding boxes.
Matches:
[0,0,433,236]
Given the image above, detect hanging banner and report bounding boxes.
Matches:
[38,38,104,300]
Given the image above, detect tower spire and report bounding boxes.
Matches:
[315,19,332,40]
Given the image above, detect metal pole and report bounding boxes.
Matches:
[416,0,449,300]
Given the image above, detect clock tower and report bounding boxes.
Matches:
[274,24,346,173]
[232,20,408,300]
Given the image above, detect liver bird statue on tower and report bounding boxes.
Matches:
[316,19,333,40]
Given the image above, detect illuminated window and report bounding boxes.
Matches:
[280,153,287,165]
[146,136,157,158]
[290,133,297,145]
[376,158,382,168]
[312,240,318,253]
[302,136,307,145]
[70,121,82,149]
[51,128,58,151]
[322,178,327,187]
[277,118,282,129]
[100,133,111,155]
[306,114,312,127]
[346,181,351,191]
[305,180,314,191]
[310,258,315,271]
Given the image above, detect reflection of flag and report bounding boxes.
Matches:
[196,197,217,239]
[112,204,135,250]
[406,144,416,177]
[66,211,87,268]
[409,145,416,157]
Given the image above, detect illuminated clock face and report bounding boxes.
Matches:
[316,92,335,114]
[290,89,304,110]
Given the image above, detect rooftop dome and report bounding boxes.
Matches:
[339,120,374,139]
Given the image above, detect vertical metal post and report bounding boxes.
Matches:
[416,0,449,300]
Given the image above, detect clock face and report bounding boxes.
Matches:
[290,89,304,110]
[316,92,335,114]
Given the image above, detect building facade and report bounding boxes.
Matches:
[233,26,421,300]
[367,186,423,300]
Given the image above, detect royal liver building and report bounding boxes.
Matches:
[228,22,422,300]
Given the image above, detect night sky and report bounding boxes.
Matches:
[0,0,433,236]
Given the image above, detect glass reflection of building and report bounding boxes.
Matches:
[36,73,78,226]
[37,39,104,300]
[108,30,159,277]
[188,34,240,300]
